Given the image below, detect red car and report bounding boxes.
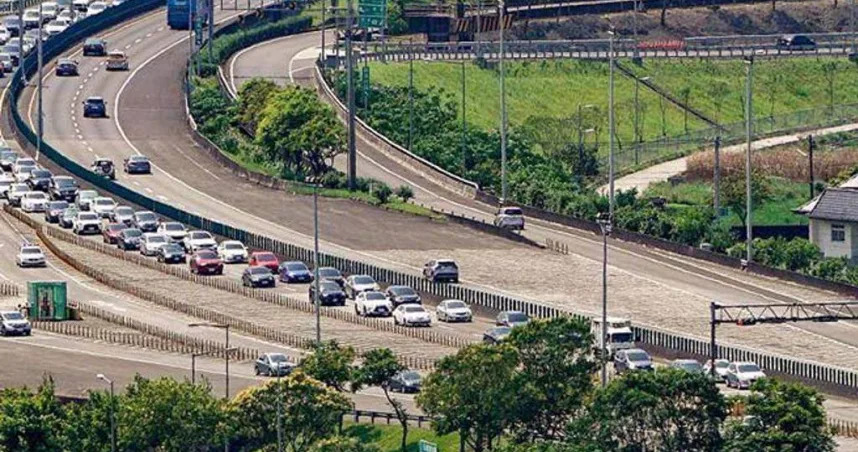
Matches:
[190,250,224,275]
[102,223,125,244]
[249,251,279,272]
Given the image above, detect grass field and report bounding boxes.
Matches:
[343,423,459,451]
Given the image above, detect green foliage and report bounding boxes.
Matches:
[721,169,771,227]
[569,368,727,451]
[374,183,393,204]
[0,378,64,451]
[61,391,114,452]
[228,371,352,452]
[353,349,409,452]
[312,435,381,452]
[199,15,312,72]
[190,77,232,132]
[724,379,835,452]
[395,185,414,202]
[236,77,280,131]
[301,340,357,393]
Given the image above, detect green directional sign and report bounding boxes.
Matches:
[361,65,370,107]
[358,0,386,29]
[418,440,438,452]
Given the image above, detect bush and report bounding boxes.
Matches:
[374,183,393,204]
[320,171,347,190]
[396,185,414,202]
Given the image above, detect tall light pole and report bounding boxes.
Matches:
[408,37,414,150]
[345,0,356,190]
[608,29,616,218]
[313,181,321,344]
[576,103,594,180]
[188,322,231,452]
[191,351,211,384]
[96,374,116,452]
[498,0,508,203]
[632,0,639,61]
[596,213,611,388]
[36,1,43,162]
[634,76,650,166]
[207,0,213,64]
[461,61,467,173]
[17,0,23,75]
[320,0,326,63]
[852,0,857,55]
[744,56,754,264]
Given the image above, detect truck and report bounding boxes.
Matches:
[591,317,635,358]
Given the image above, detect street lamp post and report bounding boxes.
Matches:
[96,374,116,452]
[634,76,650,166]
[408,37,414,150]
[36,1,43,162]
[608,29,616,217]
[596,213,612,388]
[313,180,321,344]
[461,61,467,174]
[744,56,754,264]
[499,0,508,203]
[191,351,211,384]
[188,322,232,452]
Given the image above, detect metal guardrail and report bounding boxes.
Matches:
[9,0,858,395]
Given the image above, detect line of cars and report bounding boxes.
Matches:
[611,349,767,390]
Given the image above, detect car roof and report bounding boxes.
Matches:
[86,97,105,102]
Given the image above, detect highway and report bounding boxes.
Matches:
[12,6,858,372]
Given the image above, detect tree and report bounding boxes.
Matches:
[416,344,520,452]
[0,377,64,451]
[506,317,595,442]
[312,436,381,452]
[821,61,838,117]
[707,80,730,125]
[569,368,727,451]
[761,67,783,121]
[236,77,281,131]
[721,169,771,227]
[300,340,357,392]
[724,379,835,451]
[61,390,115,452]
[352,349,408,452]
[118,375,223,451]
[229,371,352,452]
[679,85,692,133]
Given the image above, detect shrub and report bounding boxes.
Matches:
[320,171,347,190]
[395,185,414,202]
[374,183,393,204]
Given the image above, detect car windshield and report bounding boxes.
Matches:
[353,276,374,285]
[79,213,98,220]
[320,281,340,291]
[32,170,50,178]
[256,253,276,261]
[2,312,24,320]
[225,243,244,250]
[738,364,761,373]
[95,199,114,205]
[269,354,288,363]
[677,361,702,372]
[21,247,41,254]
[404,306,425,313]
[502,208,523,215]
[715,361,729,369]
[49,202,68,210]
[115,207,133,215]
[79,191,97,199]
[446,301,467,309]
[164,223,184,231]
[438,262,457,269]
[162,244,182,252]
[55,178,76,188]
[25,192,46,199]
[12,184,28,192]
[249,267,270,275]
[610,332,634,343]
[197,251,218,259]
[507,312,529,322]
[319,268,340,277]
[285,263,306,271]
[365,292,385,300]
[191,231,212,240]
[400,371,420,381]
[130,156,148,162]
[107,224,124,231]
[493,327,511,336]
[148,235,166,243]
[49,20,64,26]
[123,229,142,237]
[626,351,649,362]
[390,286,415,296]
[136,213,156,222]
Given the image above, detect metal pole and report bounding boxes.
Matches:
[852,0,857,55]
[18,0,23,77]
[713,136,721,217]
[745,57,754,263]
[207,0,213,64]
[633,77,639,166]
[709,302,717,379]
[632,0,639,60]
[109,380,116,452]
[192,354,196,384]
[577,104,583,177]
[608,31,616,218]
[808,135,815,199]
[224,325,229,452]
[600,221,609,388]
[36,1,42,162]
[276,371,283,452]
[314,183,321,344]
[189,0,194,77]
[320,0,326,63]
[408,38,413,150]
[499,0,507,203]
[346,0,356,190]
[476,0,482,59]
[461,61,466,173]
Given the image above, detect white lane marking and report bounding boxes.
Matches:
[146,33,152,37]
[145,187,153,193]
[132,181,141,186]
[76,135,83,140]
[157,195,168,201]
[169,143,221,180]
[135,38,141,43]
[124,44,131,49]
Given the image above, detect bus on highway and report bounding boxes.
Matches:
[166,0,205,30]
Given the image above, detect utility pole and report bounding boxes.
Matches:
[744,56,754,264]
[476,0,483,59]
[632,0,639,61]
[17,0,23,76]
[608,29,616,217]
[461,61,466,174]
[808,135,815,199]
[713,136,721,217]
[313,182,321,344]
[36,1,43,162]
[597,213,612,388]
[208,0,213,63]
[633,76,639,165]
[96,374,116,452]
[188,0,195,77]
[852,0,857,55]
[346,0,356,190]
[320,0,326,63]
[709,302,718,379]
[408,37,413,150]
[499,0,507,203]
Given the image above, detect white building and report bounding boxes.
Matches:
[804,188,858,262]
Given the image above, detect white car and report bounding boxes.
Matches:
[90,196,116,218]
[72,211,101,235]
[183,230,217,252]
[140,233,168,256]
[41,2,59,19]
[435,299,473,322]
[0,27,9,45]
[393,304,431,327]
[157,221,187,242]
[15,244,45,267]
[105,49,127,70]
[0,53,13,72]
[217,240,248,263]
[354,291,393,317]
[13,157,37,173]
[20,191,48,212]
[0,172,15,197]
[76,189,98,210]
[703,359,730,383]
[43,19,69,36]
[0,310,31,336]
[22,10,41,29]
[72,0,90,11]
[725,362,767,390]
[57,9,75,23]
[7,183,29,207]
[344,274,380,299]
[86,1,107,14]
[493,206,525,231]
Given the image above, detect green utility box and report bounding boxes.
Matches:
[27,281,68,321]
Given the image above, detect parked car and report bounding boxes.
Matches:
[183,229,216,251]
[101,222,125,244]
[87,1,108,14]
[308,280,346,306]
[81,37,106,55]
[59,206,78,228]
[354,291,392,317]
[423,259,459,283]
[248,251,279,272]
[613,348,653,374]
[49,175,78,201]
[483,326,511,344]
[44,19,70,36]
[344,274,379,299]
[189,249,223,275]
[116,227,143,250]
[494,206,525,230]
[132,210,158,232]
[316,266,344,287]
[140,233,169,256]
[242,266,275,288]
[72,211,101,235]
[435,299,472,323]
[12,166,36,184]
[109,205,135,225]
[157,243,186,264]
[7,183,29,206]
[217,240,248,263]
[254,353,295,377]
[73,0,92,12]
[776,34,817,51]
[54,57,78,75]
[44,200,69,223]
[12,157,36,174]
[105,49,127,70]
[90,197,117,218]
[75,189,98,210]
[496,310,530,328]
[157,221,187,242]
[82,97,107,118]
[15,243,45,267]
[385,285,421,307]
[278,261,313,283]
[670,359,704,374]
[393,304,431,327]
[0,53,13,73]
[0,149,18,170]
[703,359,731,383]
[725,362,766,389]
[20,191,49,212]
[389,370,422,393]
[123,154,150,174]
[90,157,115,179]
[26,169,52,191]
[0,311,31,336]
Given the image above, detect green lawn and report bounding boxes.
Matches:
[343,423,459,452]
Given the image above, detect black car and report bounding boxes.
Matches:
[243,267,276,288]
[483,326,512,345]
[83,97,107,118]
[27,169,52,192]
[157,243,186,264]
[44,201,69,223]
[254,353,295,377]
[385,285,421,307]
[49,176,78,201]
[123,155,151,174]
[55,58,79,76]
[309,280,346,306]
[317,266,345,287]
[82,38,107,56]
[389,370,422,393]
[117,228,143,250]
[133,211,158,232]
[776,34,817,51]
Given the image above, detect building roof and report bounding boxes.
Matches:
[807,188,858,223]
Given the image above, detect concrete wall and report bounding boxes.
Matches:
[810,218,855,261]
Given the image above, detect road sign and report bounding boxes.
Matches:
[194,15,204,46]
[358,0,386,29]
[418,440,438,452]
[361,65,370,106]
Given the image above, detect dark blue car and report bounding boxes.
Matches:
[55,59,78,76]
[83,97,107,118]
[278,261,313,283]
[123,155,151,174]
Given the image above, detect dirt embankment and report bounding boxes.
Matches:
[510,0,857,40]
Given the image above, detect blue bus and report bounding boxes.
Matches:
[166,0,207,30]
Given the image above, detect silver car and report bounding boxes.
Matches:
[493,206,525,231]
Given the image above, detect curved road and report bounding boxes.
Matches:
[18,10,858,369]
